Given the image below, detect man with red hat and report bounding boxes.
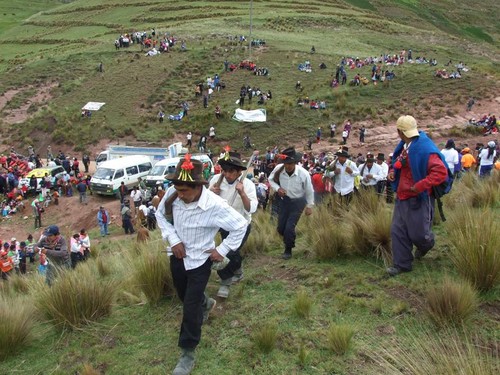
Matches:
[269,147,314,260]
[156,155,247,375]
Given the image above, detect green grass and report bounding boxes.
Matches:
[0,0,498,151]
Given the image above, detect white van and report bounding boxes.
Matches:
[145,154,213,189]
[90,155,153,196]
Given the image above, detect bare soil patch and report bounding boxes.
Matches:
[0,81,58,125]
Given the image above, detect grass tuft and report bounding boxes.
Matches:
[132,244,174,305]
[253,323,278,354]
[426,276,478,326]
[33,263,116,329]
[0,296,35,360]
[293,289,313,318]
[326,323,355,355]
[446,207,500,291]
[371,327,498,375]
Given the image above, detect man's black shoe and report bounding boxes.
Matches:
[282,252,292,260]
[386,266,411,277]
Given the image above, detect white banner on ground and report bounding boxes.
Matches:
[232,108,266,122]
[82,102,106,111]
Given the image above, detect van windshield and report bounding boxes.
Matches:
[150,165,167,176]
[93,168,114,180]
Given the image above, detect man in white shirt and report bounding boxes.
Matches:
[156,156,247,375]
[359,154,383,190]
[209,150,258,298]
[375,153,389,195]
[130,187,142,215]
[269,147,314,260]
[326,148,359,204]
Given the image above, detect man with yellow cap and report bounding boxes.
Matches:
[387,115,448,276]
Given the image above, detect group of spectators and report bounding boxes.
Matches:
[0,226,91,282]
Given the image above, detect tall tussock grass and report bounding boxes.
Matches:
[446,207,500,292]
[304,204,349,260]
[33,263,116,329]
[0,296,35,360]
[132,243,174,305]
[326,323,354,355]
[426,276,478,326]
[241,210,281,256]
[371,327,499,375]
[345,192,392,264]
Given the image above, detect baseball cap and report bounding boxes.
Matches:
[45,225,60,236]
[396,115,419,138]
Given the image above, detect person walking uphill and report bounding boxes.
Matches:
[209,149,258,299]
[386,115,448,276]
[268,147,314,260]
[156,155,247,375]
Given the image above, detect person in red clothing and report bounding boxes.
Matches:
[387,115,448,276]
[0,250,14,280]
[311,167,326,204]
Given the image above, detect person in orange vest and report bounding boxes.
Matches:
[0,248,14,280]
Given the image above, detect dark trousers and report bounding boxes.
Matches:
[170,257,212,349]
[217,224,251,281]
[122,217,134,234]
[70,252,82,269]
[376,180,386,195]
[277,196,306,251]
[391,196,435,271]
[34,215,42,229]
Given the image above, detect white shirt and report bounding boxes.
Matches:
[209,127,215,137]
[478,148,496,166]
[80,235,90,250]
[156,186,247,270]
[376,161,389,180]
[268,164,314,208]
[209,174,258,224]
[440,148,459,173]
[326,159,360,196]
[130,189,142,202]
[359,162,383,186]
[187,133,192,140]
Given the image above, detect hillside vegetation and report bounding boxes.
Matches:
[0,0,498,153]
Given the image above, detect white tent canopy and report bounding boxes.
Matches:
[232,108,266,122]
[82,102,106,111]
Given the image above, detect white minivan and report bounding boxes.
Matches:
[90,155,153,196]
[144,154,213,189]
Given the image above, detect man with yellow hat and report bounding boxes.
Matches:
[387,115,449,276]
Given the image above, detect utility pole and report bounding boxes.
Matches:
[249,0,253,58]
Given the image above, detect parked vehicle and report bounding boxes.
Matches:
[18,166,67,191]
[95,145,169,166]
[90,155,152,196]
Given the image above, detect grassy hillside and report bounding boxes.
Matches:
[0,0,498,154]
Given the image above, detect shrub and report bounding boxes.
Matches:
[253,323,278,353]
[133,244,174,305]
[426,277,478,326]
[326,323,354,355]
[33,263,116,329]
[293,289,313,318]
[446,208,500,291]
[470,178,500,208]
[0,296,35,360]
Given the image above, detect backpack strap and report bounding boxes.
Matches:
[164,191,178,224]
[273,164,285,185]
